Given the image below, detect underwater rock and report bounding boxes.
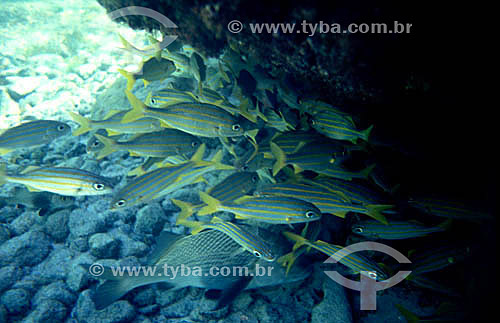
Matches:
[0,224,10,244]
[116,233,149,258]
[73,290,136,323]
[311,267,353,323]
[132,288,156,307]
[0,230,51,267]
[78,63,99,79]
[159,297,195,318]
[9,210,46,236]
[0,266,23,293]
[68,208,107,237]
[156,287,189,307]
[0,305,5,323]
[6,75,47,98]
[134,203,166,235]
[33,281,76,307]
[0,288,31,315]
[66,254,95,292]
[31,246,74,283]
[44,210,71,242]
[24,299,67,323]
[89,232,120,258]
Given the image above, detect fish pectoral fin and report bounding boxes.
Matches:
[146,231,183,264]
[0,148,14,155]
[214,275,254,310]
[229,247,249,258]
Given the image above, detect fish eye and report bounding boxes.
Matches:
[242,165,249,171]
[57,125,67,131]
[191,141,198,147]
[93,183,106,191]
[251,175,258,183]
[305,210,317,218]
[448,257,455,263]
[92,141,100,147]
[368,272,377,279]
[150,98,156,104]
[115,199,126,208]
[232,124,241,132]
[253,250,262,258]
[353,226,363,233]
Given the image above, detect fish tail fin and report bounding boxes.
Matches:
[394,304,420,323]
[437,218,453,231]
[360,163,376,179]
[244,129,259,144]
[80,264,136,310]
[360,124,374,142]
[282,231,307,250]
[270,142,287,176]
[68,112,91,136]
[210,150,223,163]
[189,143,206,162]
[198,192,221,216]
[0,163,6,185]
[92,279,132,310]
[210,150,236,171]
[239,105,257,123]
[365,205,392,224]
[254,102,268,122]
[122,91,146,123]
[93,134,117,160]
[118,68,136,91]
[172,198,195,224]
[146,35,162,60]
[118,34,134,52]
[277,251,298,276]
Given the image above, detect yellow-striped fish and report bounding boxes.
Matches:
[68,110,162,136]
[256,182,390,224]
[0,120,70,155]
[0,164,114,196]
[92,129,201,160]
[118,56,176,91]
[270,141,345,176]
[146,89,197,108]
[170,171,260,219]
[111,144,234,209]
[198,192,322,224]
[122,91,249,138]
[311,110,373,143]
[176,216,275,261]
[283,232,388,280]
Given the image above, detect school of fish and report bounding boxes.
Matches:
[0,33,489,312]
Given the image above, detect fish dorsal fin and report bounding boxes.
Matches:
[26,186,42,192]
[211,216,224,224]
[190,143,206,162]
[103,109,122,120]
[233,195,253,204]
[147,231,183,265]
[145,91,153,104]
[20,166,40,174]
[105,129,122,136]
[210,150,223,163]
